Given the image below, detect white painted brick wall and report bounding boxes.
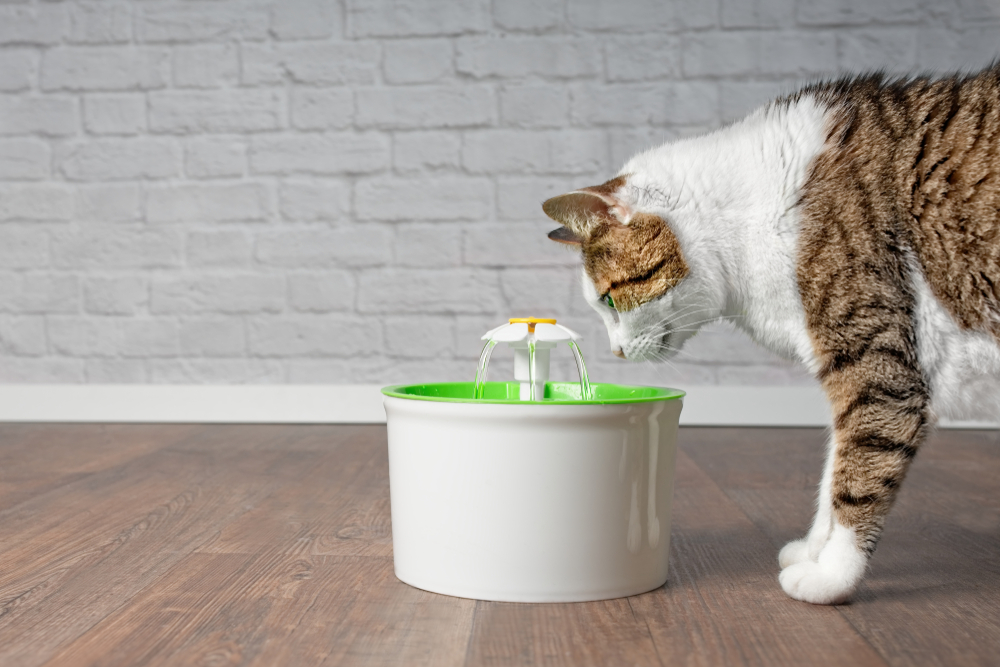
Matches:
[0,0,995,386]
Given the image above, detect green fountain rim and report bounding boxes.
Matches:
[381,381,685,405]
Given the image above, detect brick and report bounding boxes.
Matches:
[186,230,252,268]
[797,0,918,26]
[570,82,719,126]
[270,0,338,40]
[496,177,574,221]
[494,0,562,31]
[83,276,148,315]
[384,39,454,84]
[356,85,495,129]
[567,0,675,32]
[606,36,681,81]
[675,0,719,29]
[0,5,67,45]
[347,0,489,37]
[499,85,570,128]
[250,133,389,175]
[86,360,148,383]
[682,32,759,77]
[151,274,284,315]
[52,228,183,269]
[173,44,239,89]
[149,359,285,383]
[83,94,146,135]
[48,317,121,357]
[357,268,501,313]
[69,2,132,44]
[355,176,492,221]
[288,271,355,312]
[279,180,351,222]
[242,42,380,85]
[146,183,271,223]
[0,138,49,180]
[184,139,246,179]
[721,0,796,28]
[0,185,73,221]
[0,275,79,314]
[464,223,582,267]
[290,89,353,130]
[42,47,169,91]
[0,316,46,356]
[75,184,141,222]
[394,224,462,268]
[149,90,282,134]
[0,359,84,383]
[462,130,606,175]
[0,228,48,268]
[58,139,180,181]
[249,316,383,357]
[456,37,601,79]
[0,50,36,92]
[384,315,453,358]
[255,227,391,267]
[136,3,270,43]
[179,318,246,357]
[120,319,179,357]
[758,33,838,77]
[500,267,577,313]
[393,131,462,172]
[0,96,78,136]
[838,30,918,73]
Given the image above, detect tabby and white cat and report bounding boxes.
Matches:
[542,65,1000,605]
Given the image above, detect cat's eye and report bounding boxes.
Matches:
[603,294,616,310]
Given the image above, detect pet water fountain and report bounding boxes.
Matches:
[381,317,684,602]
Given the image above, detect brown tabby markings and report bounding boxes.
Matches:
[542,176,689,312]
[797,65,1000,554]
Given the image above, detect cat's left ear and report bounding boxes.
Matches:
[542,184,629,243]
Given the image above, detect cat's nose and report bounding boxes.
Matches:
[612,347,626,359]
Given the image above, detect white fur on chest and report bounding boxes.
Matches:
[616,97,831,370]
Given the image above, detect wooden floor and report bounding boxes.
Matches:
[0,425,997,667]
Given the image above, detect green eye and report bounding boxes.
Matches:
[603,294,615,310]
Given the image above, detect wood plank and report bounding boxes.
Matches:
[680,427,1000,667]
[628,449,887,667]
[465,597,663,667]
[44,554,475,667]
[197,425,392,557]
[0,445,321,665]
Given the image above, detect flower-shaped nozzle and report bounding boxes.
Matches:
[481,317,580,344]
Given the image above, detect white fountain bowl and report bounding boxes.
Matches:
[382,382,684,603]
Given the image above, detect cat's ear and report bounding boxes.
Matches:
[541,190,620,242]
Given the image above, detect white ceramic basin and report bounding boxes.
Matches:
[382,381,684,603]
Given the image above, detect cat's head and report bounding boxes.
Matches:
[543,175,718,361]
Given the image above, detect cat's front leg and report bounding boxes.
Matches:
[778,377,929,604]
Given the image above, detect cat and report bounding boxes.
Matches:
[541,64,1000,605]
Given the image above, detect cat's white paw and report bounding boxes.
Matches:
[778,523,867,605]
[778,538,811,568]
[779,561,858,604]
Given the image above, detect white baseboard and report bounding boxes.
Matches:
[0,384,992,429]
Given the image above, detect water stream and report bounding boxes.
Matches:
[473,339,498,399]
[473,338,592,402]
